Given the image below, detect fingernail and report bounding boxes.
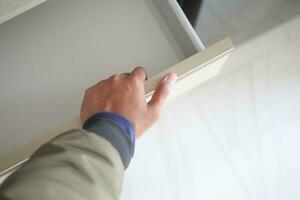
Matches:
[164,73,177,91]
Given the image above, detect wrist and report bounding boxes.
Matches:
[82,112,135,168]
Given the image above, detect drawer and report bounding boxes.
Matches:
[0,0,233,178]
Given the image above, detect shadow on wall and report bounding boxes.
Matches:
[179,0,300,46]
[177,0,203,26]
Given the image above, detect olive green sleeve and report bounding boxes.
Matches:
[0,129,125,200]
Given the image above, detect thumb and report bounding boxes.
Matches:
[148,73,177,112]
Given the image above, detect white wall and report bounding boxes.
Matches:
[120,15,300,200]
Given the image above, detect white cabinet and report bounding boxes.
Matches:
[0,0,233,182]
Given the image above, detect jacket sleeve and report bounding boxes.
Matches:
[0,113,135,200]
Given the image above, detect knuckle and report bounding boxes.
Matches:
[136,66,143,70]
[130,76,140,85]
[132,66,146,78]
[137,67,146,78]
[136,66,145,72]
[121,72,130,77]
[109,74,119,82]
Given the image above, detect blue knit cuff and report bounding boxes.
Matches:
[82,112,135,168]
[85,112,135,142]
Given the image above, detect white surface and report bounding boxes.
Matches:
[194,0,300,46]
[0,0,45,24]
[120,15,300,200]
[0,0,182,155]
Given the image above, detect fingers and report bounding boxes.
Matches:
[106,67,147,82]
[108,73,129,80]
[130,66,147,81]
[148,73,177,113]
[120,72,130,77]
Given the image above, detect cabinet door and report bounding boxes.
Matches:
[0,37,234,179]
[0,0,46,24]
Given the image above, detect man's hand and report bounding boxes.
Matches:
[80,67,177,138]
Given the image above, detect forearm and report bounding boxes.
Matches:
[0,113,134,200]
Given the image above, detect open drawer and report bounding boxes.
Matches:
[0,0,234,180]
